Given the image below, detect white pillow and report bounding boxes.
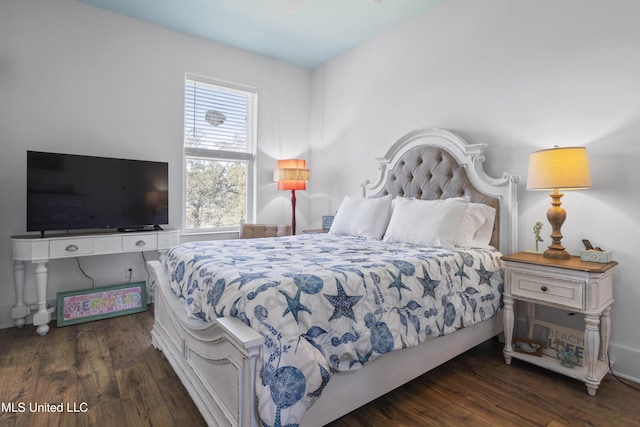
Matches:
[456,203,497,247]
[329,195,392,240]
[383,197,469,247]
[391,196,414,209]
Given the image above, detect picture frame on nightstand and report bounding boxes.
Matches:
[530,320,585,367]
[322,215,334,230]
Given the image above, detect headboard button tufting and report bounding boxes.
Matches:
[365,129,518,250]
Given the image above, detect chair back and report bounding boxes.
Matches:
[239,224,292,239]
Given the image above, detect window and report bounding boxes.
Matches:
[183,74,257,232]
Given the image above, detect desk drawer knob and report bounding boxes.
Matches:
[135,240,146,247]
[540,286,548,292]
[65,244,79,252]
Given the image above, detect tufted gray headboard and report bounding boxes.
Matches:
[363,128,518,253]
[370,145,501,248]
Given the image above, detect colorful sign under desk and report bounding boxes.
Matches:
[56,281,147,327]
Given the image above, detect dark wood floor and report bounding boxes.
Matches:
[1,307,638,427]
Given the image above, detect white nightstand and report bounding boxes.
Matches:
[501,251,617,396]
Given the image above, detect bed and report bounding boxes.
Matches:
[147,128,519,427]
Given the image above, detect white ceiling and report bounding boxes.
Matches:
[78,0,445,69]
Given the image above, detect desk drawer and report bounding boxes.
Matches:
[123,234,158,252]
[50,238,94,258]
[510,271,585,310]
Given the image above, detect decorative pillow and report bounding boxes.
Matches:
[455,203,497,247]
[329,195,392,240]
[383,197,469,247]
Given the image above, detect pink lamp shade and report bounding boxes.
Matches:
[274,159,310,190]
[274,159,310,235]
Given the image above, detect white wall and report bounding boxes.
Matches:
[0,0,311,325]
[309,0,640,381]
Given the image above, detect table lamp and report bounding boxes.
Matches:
[527,146,591,259]
[274,159,310,235]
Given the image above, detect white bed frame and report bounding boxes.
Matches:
[147,128,519,427]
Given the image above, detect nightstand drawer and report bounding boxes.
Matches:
[510,271,584,310]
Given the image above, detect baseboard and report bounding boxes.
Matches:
[0,299,57,329]
[0,303,15,329]
[0,292,154,330]
[609,343,640,384]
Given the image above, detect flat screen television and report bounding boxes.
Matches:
[27,151,169,233]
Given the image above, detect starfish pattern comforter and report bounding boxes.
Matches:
[162,233,505,426]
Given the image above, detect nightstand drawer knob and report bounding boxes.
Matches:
[540,286,548,292]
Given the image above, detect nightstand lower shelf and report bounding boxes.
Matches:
[504,350,610,395]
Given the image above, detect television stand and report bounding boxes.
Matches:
[10,228,179,335]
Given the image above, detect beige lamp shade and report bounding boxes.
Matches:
[527,146,591,259]
[527,147,591,191]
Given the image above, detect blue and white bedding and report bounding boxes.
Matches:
[162,233,505,427]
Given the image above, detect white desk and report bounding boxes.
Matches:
[10,229,179,335]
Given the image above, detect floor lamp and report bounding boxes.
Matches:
[274,159,310,235]
[527,146,591,259]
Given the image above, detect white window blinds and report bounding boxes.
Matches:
[184,75,256,159]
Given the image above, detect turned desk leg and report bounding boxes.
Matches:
[503,295,515,364]
[11,260,51,335]
[12,261,28,328]
[33,261,51,336]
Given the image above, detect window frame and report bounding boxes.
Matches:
[182,73,257,235]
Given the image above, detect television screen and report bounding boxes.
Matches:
[27,151,168,232]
